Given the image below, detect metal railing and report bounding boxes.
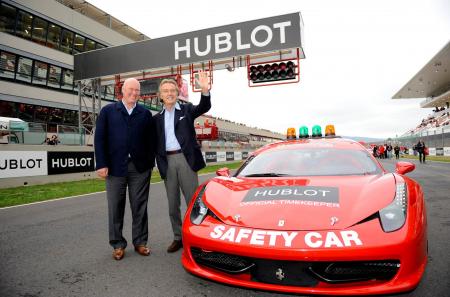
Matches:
[1,122,93,146]
[1,122,47,145]
[394,126,450,148]
[57,125,89,145]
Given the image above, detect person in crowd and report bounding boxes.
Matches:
[378,145,385,159]
[373,145,378,158]
[420,140,427,163]
[394,145,400,160]
[49,135,59,145]
[416,140,425,163]
[387,143,393,159]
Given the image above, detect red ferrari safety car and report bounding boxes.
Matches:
[182,130,427,296]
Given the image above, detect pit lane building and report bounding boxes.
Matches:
[0,0,150,139]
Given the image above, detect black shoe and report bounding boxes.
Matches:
[167,240,183,253]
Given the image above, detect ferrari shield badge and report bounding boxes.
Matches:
[276,268,285,280]
[330,216,339,226]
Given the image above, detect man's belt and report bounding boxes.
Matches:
[166,149,182,155]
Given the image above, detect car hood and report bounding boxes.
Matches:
[203,174,396,231]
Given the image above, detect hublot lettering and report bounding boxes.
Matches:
[243,186,339,203]
[174,21,292,60]
[0,158,43,170]
[47,152,95,175]
[0,151,48,178]
[51,158,93,168]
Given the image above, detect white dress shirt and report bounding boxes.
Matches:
[122,100,136,115]
[164,102,182,151]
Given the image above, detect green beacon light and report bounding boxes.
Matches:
[312,125,322,137]
[299,126,309,138]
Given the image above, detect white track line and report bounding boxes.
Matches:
[0,191,107,210]
[0,172,216,210]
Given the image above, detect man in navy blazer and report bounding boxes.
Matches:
[94,78,155,260]
[154,71,211,252]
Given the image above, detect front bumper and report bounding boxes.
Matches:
[181,217,427,296]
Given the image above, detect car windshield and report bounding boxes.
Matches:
[237,148,381,177]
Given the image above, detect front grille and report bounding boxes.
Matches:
[309,260,401,283]
[191,247,400,285]
[251,259,319,287]
[191,247,255,274]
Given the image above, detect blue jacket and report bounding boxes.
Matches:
[154,94,211,179]
[94,101,156,177]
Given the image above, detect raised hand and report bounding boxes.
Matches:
[196,69,210,93]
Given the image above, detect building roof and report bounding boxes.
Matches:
[56,0,149,42]
[392,41,450,107]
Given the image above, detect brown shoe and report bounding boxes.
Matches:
[167,240,183,253]
[134,245,151,256]
[112,248,125,260]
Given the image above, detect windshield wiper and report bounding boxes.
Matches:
[243,173,291,177]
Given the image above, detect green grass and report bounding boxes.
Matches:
[198,161,242,174]
[400,155,450,162]
[0,161,242,208]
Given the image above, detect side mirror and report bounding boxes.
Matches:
[216,167,230,177]
[395,162,415,175]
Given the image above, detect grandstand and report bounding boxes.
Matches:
[405,108,450,135]
[392,41,450,154]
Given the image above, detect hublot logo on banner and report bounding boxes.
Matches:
[0,151,48,178]
[48,152,95,175]
[0,158,44,170]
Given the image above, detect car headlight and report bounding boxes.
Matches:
[379,182,407,232]
[190,185,209,225]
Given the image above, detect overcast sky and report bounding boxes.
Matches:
[87,0,450,139]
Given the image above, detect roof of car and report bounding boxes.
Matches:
[253,138,365,155]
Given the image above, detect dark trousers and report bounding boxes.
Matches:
[419,152,426,163]
[105,161,151,249]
